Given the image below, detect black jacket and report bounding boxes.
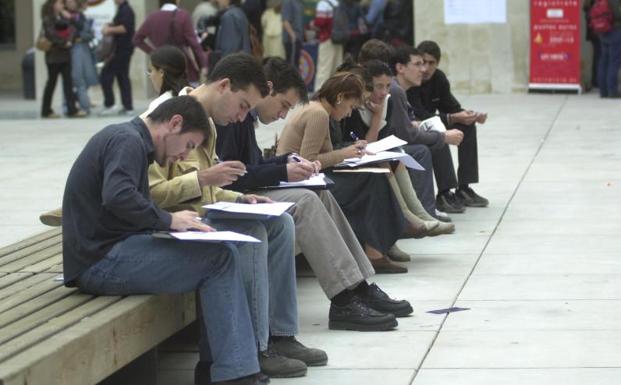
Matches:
[407,69,462,127]
[215,114,290,192]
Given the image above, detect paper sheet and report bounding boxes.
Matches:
[444,0,506,24]
[278,173,327,188]
[365,135,408,154]
[337,151,425,170]
[169,231,261,243]
[203,201,295,216]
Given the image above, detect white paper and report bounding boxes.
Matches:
[420,116,447,133]
[444,0,506,24]
[278,173,327,188]
[169,231,261,243]
[203,201,295,216]
[337,151,424,171]
[365,135,408,154]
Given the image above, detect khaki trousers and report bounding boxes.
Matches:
[314,40,344,91]
[257,188,374,299]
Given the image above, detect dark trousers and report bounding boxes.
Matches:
[432,123,479,193]
[598,28,621,98]
[285,39,302,69]
[41,61,77,116]
[100,50,133,110]
[402,144,436,216]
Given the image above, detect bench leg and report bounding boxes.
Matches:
[98,348,158,385]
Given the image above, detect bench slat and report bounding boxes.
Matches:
[0,294,195,385]
[0,228,61,258]
[0,292,94,347]
[45,263,63,274]
[0,296,121,363]
[0,286,78,329]
[0,273,33,291]
[0,236,61,269]
[20,253,63,274]
[0,274,61,313]
[0,244,62,273]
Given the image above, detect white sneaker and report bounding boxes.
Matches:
[99,106,119,116]
[119,109,135,117]
[435,209,452,223]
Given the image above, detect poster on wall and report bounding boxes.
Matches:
[529,0,581,92]
[444,0,506,24]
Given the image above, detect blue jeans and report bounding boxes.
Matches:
[598,28,621,97]
[77,234,259,382]
[197,215,298,359]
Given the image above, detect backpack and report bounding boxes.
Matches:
[589,0,614,34]
[331,3,351,44]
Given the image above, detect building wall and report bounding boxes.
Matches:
[0,0,34,92]
[414,0,530,93]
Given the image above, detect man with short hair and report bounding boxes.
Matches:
[146,54,326,382]
[408,40,489,210]
[62,96,264,385]
[215,57,413,332]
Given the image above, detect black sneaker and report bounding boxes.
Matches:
[436,192,466,213]
[456,187,489,207]
[259,347,307,378]
[361,283,413,317]
[196,362,271,385]
[329,295,398,331]
[269,337,328,367]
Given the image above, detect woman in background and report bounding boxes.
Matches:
[40,0,85,118]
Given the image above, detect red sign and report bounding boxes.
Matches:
[529,0,581,90]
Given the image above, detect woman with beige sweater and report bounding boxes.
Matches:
[277,72,426,274]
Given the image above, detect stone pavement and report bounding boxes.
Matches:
[1,92,620,384]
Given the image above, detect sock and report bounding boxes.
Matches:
[331,289,355,306]
[353,281,370,296]
[458,184,469,191]
[439,189,451,197]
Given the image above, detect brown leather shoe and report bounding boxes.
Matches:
[400,220,439,239]
[39,208,62,226]
[371,256,408,274]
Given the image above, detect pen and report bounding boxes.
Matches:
[349,131,359,141]
[291,154,302,163]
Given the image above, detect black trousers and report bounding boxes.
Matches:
[100,50,133,110]
[41,61,77,116]
[402,144,436,216]
[432,123,479,192]
[285,39,302,69]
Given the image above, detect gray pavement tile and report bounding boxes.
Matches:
[422,330,621,368]
[484,234,621,254]
[443,300,621,331]
[475,253,621,275]
[413,368,621,385]
[460,274,621,300]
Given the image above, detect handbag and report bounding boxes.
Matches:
[35,29,52,52]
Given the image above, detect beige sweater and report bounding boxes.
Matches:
[276,101,350,168]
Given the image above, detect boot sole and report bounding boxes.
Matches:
[369,305,414,317]
[328,318,398,331]
[265,367,308,378]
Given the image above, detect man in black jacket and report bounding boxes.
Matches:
[216,57,414,331]
[408,40,489,210]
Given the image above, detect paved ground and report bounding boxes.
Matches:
[1,92,620,384]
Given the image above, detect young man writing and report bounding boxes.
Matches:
[145,54,326,382]
[215,57,413,331]
[62,96,265,385]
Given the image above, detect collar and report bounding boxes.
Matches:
[161,3,178,11]
[132,117,156,164]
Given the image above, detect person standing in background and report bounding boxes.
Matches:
[261,0,286,58]
[99,0,135,116]
[281,0,304,68]
[314,0,343,90]
[192,0,218,28]
[66,0,98,115]
[134,0,207,85]
[40,0,85,118]
[597,0,621,98]
[215,0,251,57]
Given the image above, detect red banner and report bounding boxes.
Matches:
[529,0,581,90]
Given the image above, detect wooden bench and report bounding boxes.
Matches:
[0,228,197,385]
